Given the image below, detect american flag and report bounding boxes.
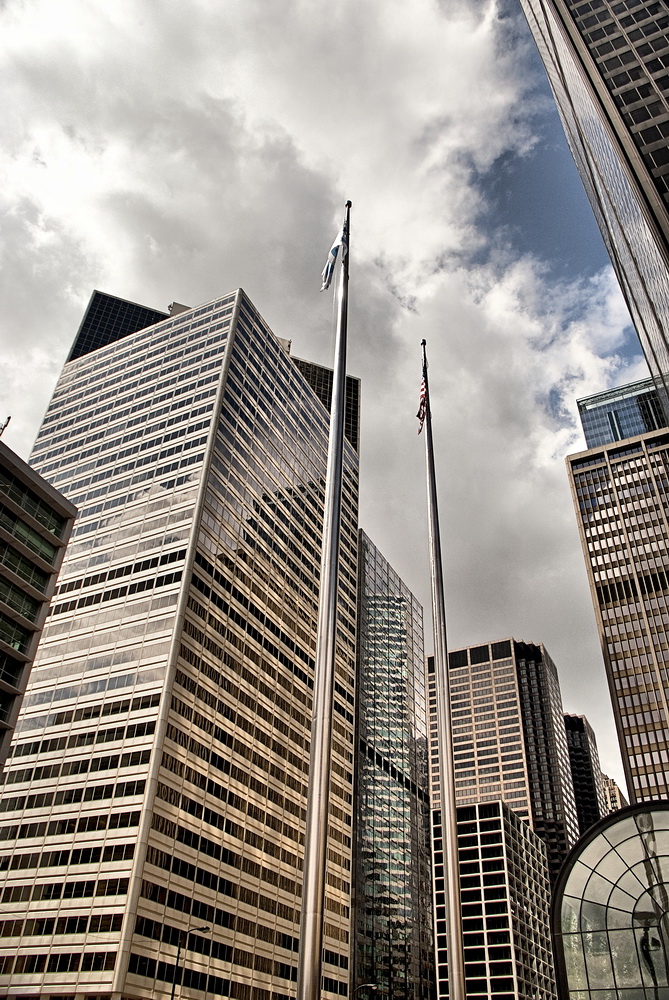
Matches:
[417,368,427,434]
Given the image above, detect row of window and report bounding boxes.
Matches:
[2,750,151,805]
[158,751,305,860]
[2,876,129,903]
[15,704,156,738]
[39,397,213,478]
[174,666,309,770]
[68,434,208,508]
[51,418,209,494]
[0,912,122,937]
[128,950,300,999]
[55,547,186,596]
[0,842,134,870]
[11,692,160,749]
[0,541,49,594]
[158,734,302,843]
[73,450,205,521]
[0,502,57,565]
[0,470,66,539]
[0,951,116,975]
[0,807,140,842]
[49,569,183,617]
[148,816,302,898]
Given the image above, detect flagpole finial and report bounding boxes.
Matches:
[421,339,426,346]
[345,200,352,208]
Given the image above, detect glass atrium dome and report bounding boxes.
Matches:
[553,801,669,999]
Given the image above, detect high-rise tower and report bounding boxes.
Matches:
[0,290,359,1000]
[564,713,607,834]
[428,639,579,882]
[353,531,433,1000]
[567,418,669,803]
[518,0,669,408]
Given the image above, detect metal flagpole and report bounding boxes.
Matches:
[297,200,352,1000]
[420,339,466,1000]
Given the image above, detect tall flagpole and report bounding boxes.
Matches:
[297,200,352,1000]
[420,339,466,1000]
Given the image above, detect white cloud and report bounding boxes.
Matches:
[0,0,638,784]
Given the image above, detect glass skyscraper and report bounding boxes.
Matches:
[518,0,669,409]
[0,290,359,1000]
[577,377,666,447]
[353,531,433,1000]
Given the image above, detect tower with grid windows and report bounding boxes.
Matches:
[0,289,359,1000]
[567,415,669,804]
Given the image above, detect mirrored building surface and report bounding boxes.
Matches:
[353,531,433,1000]
[578,379,667,448]
[518,0,669,412]
[553,801,669,998]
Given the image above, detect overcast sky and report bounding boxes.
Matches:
[1,0,647,788]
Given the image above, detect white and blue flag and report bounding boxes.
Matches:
[320,224,348,291]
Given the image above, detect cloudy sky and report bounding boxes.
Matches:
[1,0,647,787]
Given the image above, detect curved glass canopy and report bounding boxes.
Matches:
[554,802,669,999]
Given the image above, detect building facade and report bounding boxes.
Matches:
[0,442,76,767]
[517,0,669,410]
[432,802,556,1000]
[567,425,669,803]
[0,290,359,1000]
[564,713,607,834]
[577,377,666,447]
[601,771,629,810]
[428,639,578,884]
[353,531,433,1000]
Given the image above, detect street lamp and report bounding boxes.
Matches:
[354,986,378,995]
[169,924,210,1000]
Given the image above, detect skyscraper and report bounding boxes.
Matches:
[427,641,574,997]
[428,639,579,882]
[601,771,629,810]
[567,420,669,803]
[564,713,607,834]
[0,289,359,1000]
[0,441,76,766]
[353,531,433,1000]
[518,0,669,408]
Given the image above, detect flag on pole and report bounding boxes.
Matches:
[321,224,348,291]
[417,366,427,434]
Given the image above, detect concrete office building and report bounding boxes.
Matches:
[0,289,359,1000]
[564,713,607,835]
[428,639,578,884]
[601,771,629,810]
[518,0,669,409]
[353,531,433,1000]
[567,423,669,803]
[431,802,556,1000]
[0,442,76,767]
